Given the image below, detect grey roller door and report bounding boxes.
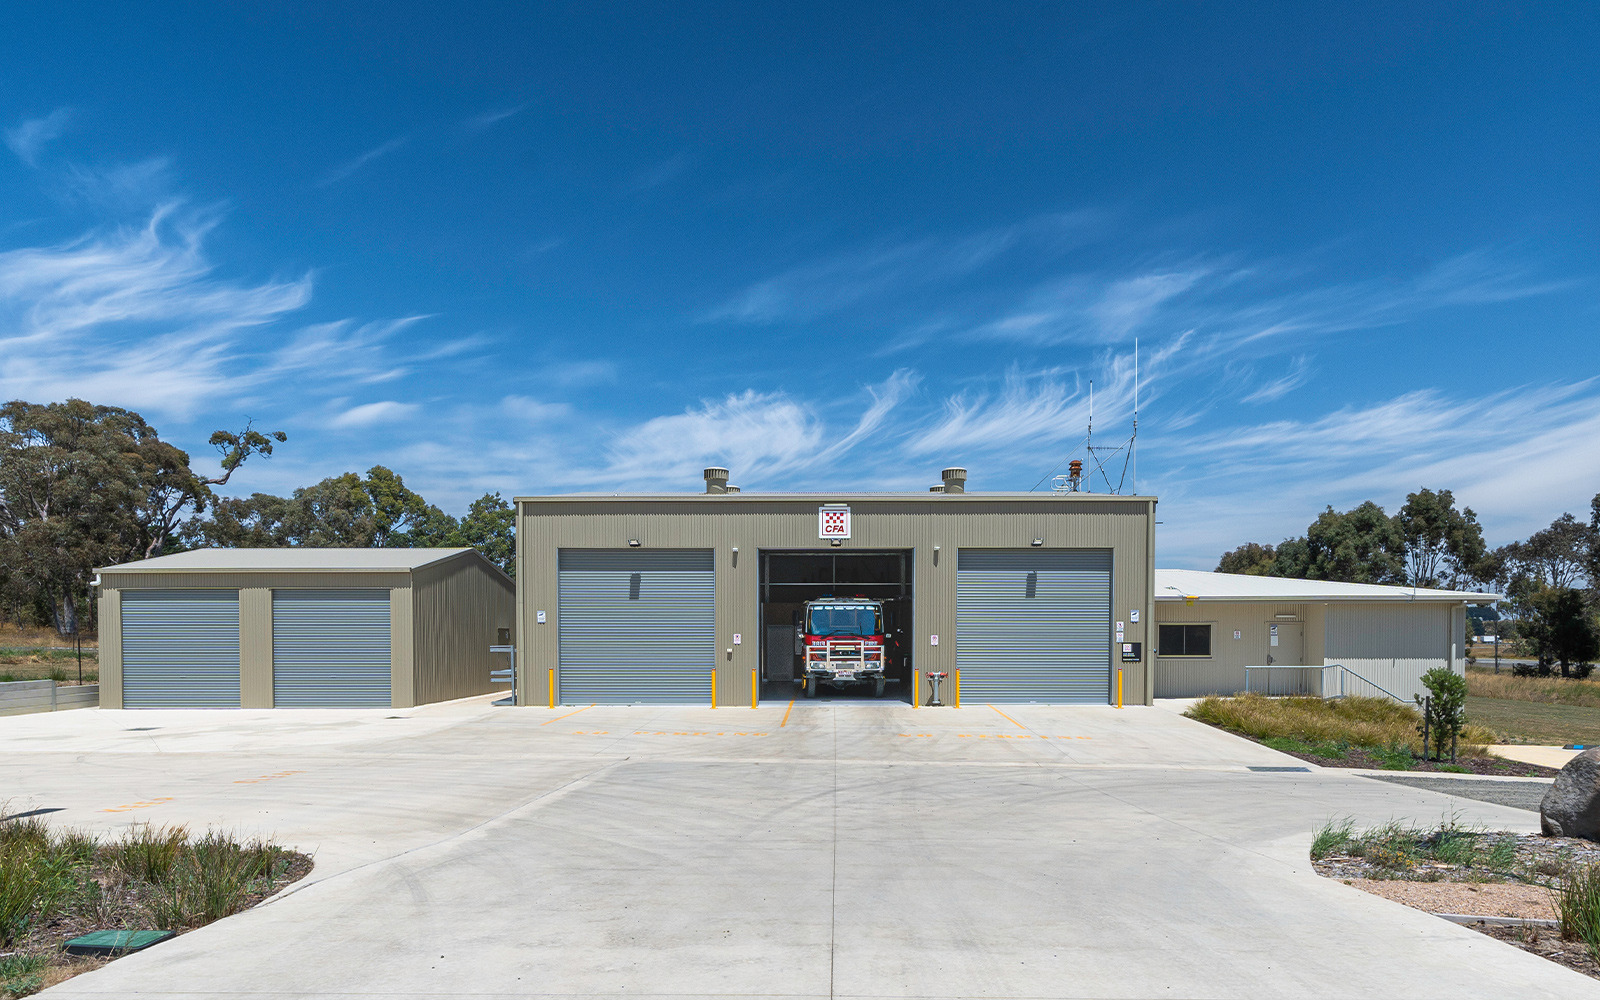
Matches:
[956,549,1112,703]
[272,590,392,707]
[121,590,240,708]
[557,549,715,704]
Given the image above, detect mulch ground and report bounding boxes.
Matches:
[1469,922,1600,980]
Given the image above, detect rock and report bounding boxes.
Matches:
[1542,748,1600,839]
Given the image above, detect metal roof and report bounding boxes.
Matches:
[98,548,480,574]
[1155,568,1499,604]
[515,491,1156,504]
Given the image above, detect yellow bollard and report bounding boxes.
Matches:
[547,668,555,709]
[1116,668,1123,710]
[711,670,717,709]
[953,669,960,709]
[751,667,758,709]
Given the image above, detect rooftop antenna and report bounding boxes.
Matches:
[1132,338,1138,495]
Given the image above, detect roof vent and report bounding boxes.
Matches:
[929,484,945,493]
[703,467,729,494]
[940,467,967,494]
[725,485,740,493]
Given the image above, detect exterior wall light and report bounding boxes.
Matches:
[1031,538,1044,546]
[628,539,641,547]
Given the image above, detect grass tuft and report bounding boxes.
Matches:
[104,824,188,885]
[0,952,48,998]
[1556,862,1600,960]
[1311,818,1354,860]
[1468,667,1600,709]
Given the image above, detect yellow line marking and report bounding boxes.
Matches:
[102,797,173,813]
[990,705,1028,730]
[780,700,794,728]
[541,704,594,726]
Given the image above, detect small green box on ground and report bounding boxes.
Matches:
[63,929,174,956]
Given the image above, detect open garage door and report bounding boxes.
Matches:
[272,590,392,707]
[956,550,1111,703]
[121,590,241,708]
[557,549,715,704]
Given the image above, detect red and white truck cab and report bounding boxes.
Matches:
[799,597,888,697]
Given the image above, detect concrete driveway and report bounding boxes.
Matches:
[1,696,1592,1000]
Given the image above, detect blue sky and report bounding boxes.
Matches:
[1,3,1596,567]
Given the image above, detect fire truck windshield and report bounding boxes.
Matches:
[807,604,882,637]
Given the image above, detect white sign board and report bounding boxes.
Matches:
[733,633,742,645]
[1233,629,1242,640]
[1129,609,1140,623]
[929,634,939,646]
[536,611,546,624]
[818,505,851,539]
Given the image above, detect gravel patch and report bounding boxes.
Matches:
[1362,773,1552,811]
[1344,878,1556,919]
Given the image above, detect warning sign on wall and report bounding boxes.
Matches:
[818,505,851,539]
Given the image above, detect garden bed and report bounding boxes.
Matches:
[0,816,310,998]
[1185,693,1557,775]
[1311,819,1600,981]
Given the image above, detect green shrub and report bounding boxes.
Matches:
[1417,666,1468,760]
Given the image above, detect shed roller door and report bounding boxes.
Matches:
[121,590,241,708]
[272,590,392,707]
[558,549,715,704]
[957,549,1112,704]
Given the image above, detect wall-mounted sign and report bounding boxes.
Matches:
[1233,629,1242,640]
[818,504,851,539]
[536,611,547,624]
[929,634,939,646]
[1129,609,1140,623]
[733,633,742,645]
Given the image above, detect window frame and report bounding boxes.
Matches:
[1158,622,1214,658]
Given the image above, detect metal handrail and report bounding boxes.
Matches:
[1242,664,1321,696]
[1322,663,1407,703]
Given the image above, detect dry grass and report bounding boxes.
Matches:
[1187,693,1495,757]
[1468,667,1600,709]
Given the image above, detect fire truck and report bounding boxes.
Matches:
[799,596,889,697]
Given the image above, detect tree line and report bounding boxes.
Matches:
[1216,488,1600,677]
[0,399,514,636]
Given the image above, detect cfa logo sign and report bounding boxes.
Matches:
[818,504,851,539]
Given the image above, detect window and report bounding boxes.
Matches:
[1158,623,1212,657]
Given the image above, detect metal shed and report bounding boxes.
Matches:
[516,467,1158,707]
[96,548,514,709]
[1151,569,1499,700]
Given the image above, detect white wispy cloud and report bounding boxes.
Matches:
[463,105,526,131]
[1239,355,1312,404]
[317,136,410,187]
[328,400,420,429]
[5,108,72,167]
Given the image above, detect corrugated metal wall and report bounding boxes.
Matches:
[1153,601,1314,698]
[517,496,1155,707]
[1325,602,1455,702]
[411,553,516,705]
[955,549,1112,703]
[1154,599,1461,701]
[99,571,411,709]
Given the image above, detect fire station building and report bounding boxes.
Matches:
[514,467,1158,708]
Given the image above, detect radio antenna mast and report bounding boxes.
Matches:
[1132,338,1139,494]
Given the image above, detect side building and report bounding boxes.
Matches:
[1152,569,1498,701]
[97,548,514,709]
[515,468,1159,707]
